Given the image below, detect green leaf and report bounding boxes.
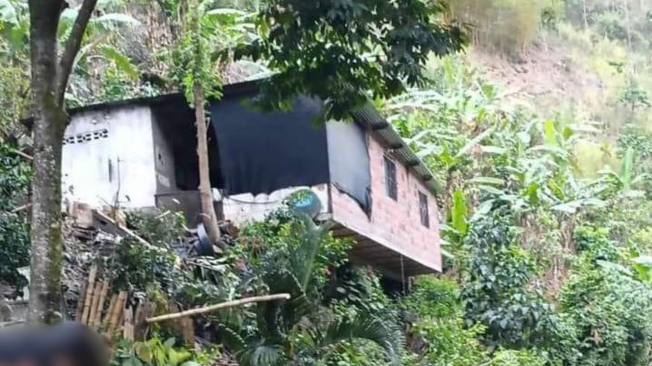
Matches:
[620,147,635,188]
[479,185,505,196]
[543,119,558,146]
[470,176,505,186]
[100,45,139,80]
[451,189,468,235]
[455,127,495,159]
[134,343,152,363]
[633,256,652,282]
[479,145,507,155]
[206,8,247,16]
[163,337,176,348]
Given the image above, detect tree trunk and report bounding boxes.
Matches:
[27,0,68,324]
[193,82,222,247]
[27,0,98,323]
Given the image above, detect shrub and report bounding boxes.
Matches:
[126,209,187,249]
[416,317,488,366]
[491,348,547,366]
[573,226,620,262]
[0,212,29,289]
[0,143,30,290]
[553,259,652,366]
[460,208,557,349]
[106,238,177,294]
[403,276,462,319]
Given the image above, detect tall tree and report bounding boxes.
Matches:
[27,0,98,323]
[238,0,466,120]
[171,1,256,248]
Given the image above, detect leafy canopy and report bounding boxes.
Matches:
[237,0,466,119]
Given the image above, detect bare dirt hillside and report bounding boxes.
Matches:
[469,42,604,113]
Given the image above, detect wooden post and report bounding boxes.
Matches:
[107,291,127,334]
[134,302,155,341]
[92,281,109,329]
[123,306,134,341]
[75,280,87,322]
[102,294,117,331]
[87,281,102,328]
[80,266,97,323]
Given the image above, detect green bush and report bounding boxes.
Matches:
[460,208,557,349]
[126,209,187,249]
[0,212,29,289]
[403,276,462,319]
[237,209,354,299]
[491,348,547,366]
[416,317,488,366]
[107,238,177,294]
[0,143,30,290]
[552,259,652,366]
[573,226,620,262]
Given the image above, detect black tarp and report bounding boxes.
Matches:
[210,89,372,214]
[210,94,330,195]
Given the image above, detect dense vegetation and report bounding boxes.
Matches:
[2,0,652,366]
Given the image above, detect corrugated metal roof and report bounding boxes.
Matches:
[351,103,440,197]
[23,79,439,196]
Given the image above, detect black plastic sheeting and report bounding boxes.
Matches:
[211,95,329,195]
[210,92,372,214]
[326,121,372,214]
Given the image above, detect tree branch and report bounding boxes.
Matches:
[56,0,99,103]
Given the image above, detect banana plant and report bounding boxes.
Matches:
[594,147,648,199]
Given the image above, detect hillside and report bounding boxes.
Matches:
[3,2,652,366]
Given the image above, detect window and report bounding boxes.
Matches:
[384,157,398,200]
[419,191,429,228]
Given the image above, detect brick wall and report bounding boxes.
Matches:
[331,131,442,272]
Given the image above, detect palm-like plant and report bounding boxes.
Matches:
[221,215,402,366]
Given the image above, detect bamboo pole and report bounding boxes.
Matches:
[123,306,134,341]
[145,294,291,324]
[92,281,109,329]
[88,281,103,328]
[102,294,118,331]
[81,266,98,324]
[107,291,128,333]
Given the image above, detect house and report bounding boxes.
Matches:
[58,80,442,278]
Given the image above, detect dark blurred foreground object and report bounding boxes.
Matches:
[0,322,109,366]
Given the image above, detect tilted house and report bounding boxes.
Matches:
[58,80,442,278]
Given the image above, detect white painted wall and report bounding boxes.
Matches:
[222,185,330,225]
[61,105,158,209]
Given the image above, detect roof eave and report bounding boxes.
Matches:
[351,103,441,198]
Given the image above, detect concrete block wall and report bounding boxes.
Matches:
[331,131,442,272]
